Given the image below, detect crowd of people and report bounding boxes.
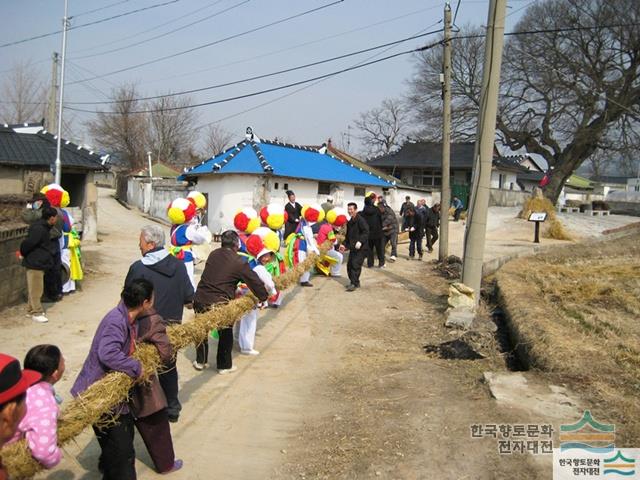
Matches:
[2,189,447,479]
[19,184,84,324]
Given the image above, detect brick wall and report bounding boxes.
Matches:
[0,225,29,308]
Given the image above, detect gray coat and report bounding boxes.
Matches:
[381,205,398,235]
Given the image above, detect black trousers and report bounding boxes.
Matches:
[135,409,175,473]
[93,413,136,480]
[158,360,181,419]
[216,327,234,370]
[425,226,439,251]
[367,237,385,267]
[194,302,233,369]
[347,248,366,287]
[43,250,62,299]
[194,302,210,365]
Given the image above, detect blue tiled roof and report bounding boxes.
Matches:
[181,139,394,188]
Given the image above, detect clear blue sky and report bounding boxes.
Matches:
[0,0,529,153]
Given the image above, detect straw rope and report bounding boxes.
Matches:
[3,240,336,479]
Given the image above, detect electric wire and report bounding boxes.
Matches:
[66,0,345,85]
[0,0,183,49]
[66,29,444,105]
[66,38,446,115]
[70,0,251,61]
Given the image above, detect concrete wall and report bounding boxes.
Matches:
[124,176,189,222]
[606,190,640,216]
[0,166,25,194]
[489,188,530,207]
[490,170,519,190]
[94,171,116,188]
[0,225,29,309]
[196,174,399,233]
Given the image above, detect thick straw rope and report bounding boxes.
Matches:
[3,241,336,479]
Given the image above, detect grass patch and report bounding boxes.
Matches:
[496,232,640,445]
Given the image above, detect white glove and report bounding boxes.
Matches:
[410,227,415,232]
[355,241,362,250]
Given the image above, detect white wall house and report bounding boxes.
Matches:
[181,131,397,233]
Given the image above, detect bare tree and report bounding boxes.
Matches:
[201,124,233,157]
[87,84,148,171]
[0,60,47,124]
[498,0,640,202]
[147,95,199,170]
[354,98,410,158]
[409,1,640,203]
[407,25,485,141]
[585,150,609,178]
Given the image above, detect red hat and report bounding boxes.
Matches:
[0,353,41,404]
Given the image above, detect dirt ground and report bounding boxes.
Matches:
[495,231,640,448]
[1,189,638,479]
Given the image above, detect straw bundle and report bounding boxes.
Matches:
[3,240,333,479]
[519,193,573,241]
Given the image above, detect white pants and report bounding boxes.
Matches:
[185,261,195,289]
[299,250,310,283]
[237,309,257,352]
[327,249,343,276]
[61,248,75,293]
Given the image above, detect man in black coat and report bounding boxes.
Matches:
[362,196,385,268]
[124,224,194,422]
[284,190,302,240]
[20,206,58,323]
[424,203,441,253]
[339,202,369,292]
[194,230,268,373]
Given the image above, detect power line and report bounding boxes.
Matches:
[66,29,444,105]
[134,4,443,88]
[72,0,131,18]
[66,39,445,115]
[70,0,252,61]
[198,23,442,130]
[0,0,182,49]
[69,0,228,55]
[66,0,345,85]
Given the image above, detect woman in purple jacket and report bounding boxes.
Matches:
[71,279,152,480]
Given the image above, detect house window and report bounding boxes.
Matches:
[499,174,505,189]
[274,182,279,190]
[411,169,442,187]
[317,182,331,195]
[284,183,289,190]
[354,186,365,196]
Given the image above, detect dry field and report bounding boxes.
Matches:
[496,231,640,445]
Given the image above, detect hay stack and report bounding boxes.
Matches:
[2,241,333,479]
[519,188,573,241]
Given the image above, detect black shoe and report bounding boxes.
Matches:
[300,282,313,287]
[168,415,179,423]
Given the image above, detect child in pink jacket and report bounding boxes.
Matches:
[9,345,65,468]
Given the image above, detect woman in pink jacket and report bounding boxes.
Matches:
[8,345,65,469]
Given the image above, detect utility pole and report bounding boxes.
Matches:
[47,52,58,133]
[462,0,507,305]
[439,2,452,261]
[147,151,153,178]
[54,0,69,185]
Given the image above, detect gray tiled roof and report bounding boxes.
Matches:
[368,141,476,169]
[0,126,105,171]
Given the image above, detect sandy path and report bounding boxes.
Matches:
[3,190,636,479]
[1,189,349,479]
